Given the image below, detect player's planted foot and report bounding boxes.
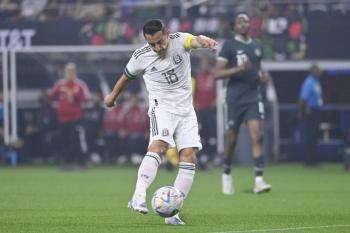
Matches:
[253,177,272,194]
[222,173,234,195]
[165,213,185,225]
[127,195,148,214]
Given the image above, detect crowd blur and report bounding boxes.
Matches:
[1,0,350,60]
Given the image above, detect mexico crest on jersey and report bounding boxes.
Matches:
[162,128,169,136]
[172,53,183,64]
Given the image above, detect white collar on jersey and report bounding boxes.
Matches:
[234,35,252,44]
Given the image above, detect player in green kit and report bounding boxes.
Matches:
[215,13,272,195]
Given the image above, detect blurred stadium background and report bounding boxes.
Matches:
[1,0,350,167]
[1,1,350,233]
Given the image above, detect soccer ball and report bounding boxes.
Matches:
[151,186,184,217]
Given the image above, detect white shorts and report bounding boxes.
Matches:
[148,106,202,152]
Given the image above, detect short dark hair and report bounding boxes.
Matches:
[231,12,249,28]
[143,19,165,36]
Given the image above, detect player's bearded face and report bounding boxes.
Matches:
[145,31,169,55]
[235,15,250,35]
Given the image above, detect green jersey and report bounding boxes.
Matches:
[217,35,263,104]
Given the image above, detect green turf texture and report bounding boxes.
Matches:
[0,164,349,233]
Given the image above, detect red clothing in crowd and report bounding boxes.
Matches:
[102,106,128,133]
[124,106,148,135]
[249,16,263,38]
[48,79,90,123]
[194,71,216,109]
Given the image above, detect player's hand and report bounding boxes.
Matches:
[198,35,218,51]
[104,94,116,107]
[205,38,218,51]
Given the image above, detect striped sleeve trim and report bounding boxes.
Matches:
[184,35,193,50]
[133,46,151,60]
[124,68,137,80]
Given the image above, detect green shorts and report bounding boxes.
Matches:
[224,101,264,130]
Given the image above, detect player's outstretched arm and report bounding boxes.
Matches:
[104,74,130,107]
[214,58,249,80]
[191,35,218,50]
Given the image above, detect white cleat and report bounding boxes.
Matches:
[222,173,234,195]
[165,213,185,225]
[127,196,148,214]
[253,178,272,194]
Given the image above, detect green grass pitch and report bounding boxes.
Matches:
[0,164,349,233]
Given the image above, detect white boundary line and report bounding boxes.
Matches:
[208,224,350,233]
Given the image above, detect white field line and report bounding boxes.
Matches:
[208,224,350,233]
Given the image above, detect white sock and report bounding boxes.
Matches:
[134,152,161,199]
[174,162,196,197]
[255,176,263,183]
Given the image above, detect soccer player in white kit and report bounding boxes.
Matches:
[104,19,217,225]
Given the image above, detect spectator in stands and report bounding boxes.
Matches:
[20,110,42,163]
[83,93,104,164]
[21,0,48,20]
[0,0,20,22]
[102,93,128,164]
[47,62,90,169]
[0,0,19,11]
[298,64,323,166]
[266,5,288,60]
[124,93,148,164]
[75,3,106,21]
[38,90,59,163]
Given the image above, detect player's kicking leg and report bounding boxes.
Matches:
[128,145,163,214]
[165,147,198,225]
[165,213,185,225]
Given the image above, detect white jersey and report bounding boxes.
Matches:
[124,32,194,116]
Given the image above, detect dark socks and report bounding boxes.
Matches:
[254,156,265,177]
[223,157,232,174]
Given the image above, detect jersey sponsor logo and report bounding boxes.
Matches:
[172,53,183,64]
[162,128,169,136]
